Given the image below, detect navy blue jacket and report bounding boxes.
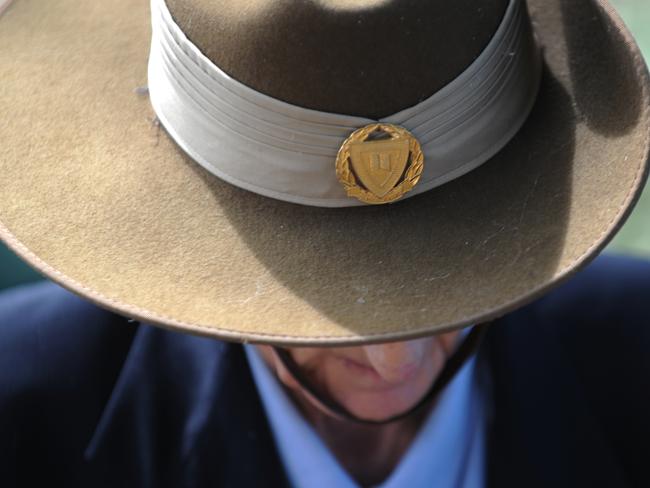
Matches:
[0,254,649,488]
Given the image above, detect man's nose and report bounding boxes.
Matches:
[363,339,429,383]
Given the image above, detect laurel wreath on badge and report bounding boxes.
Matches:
[335,123,424,205]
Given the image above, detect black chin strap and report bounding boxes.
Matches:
[271,323,490,426]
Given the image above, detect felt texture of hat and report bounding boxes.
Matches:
[0,0,648,345]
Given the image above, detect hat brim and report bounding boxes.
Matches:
[0,0,648,345]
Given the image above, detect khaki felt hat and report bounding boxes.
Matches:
[0,0,648,345]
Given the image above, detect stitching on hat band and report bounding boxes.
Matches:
[148,0,542,207]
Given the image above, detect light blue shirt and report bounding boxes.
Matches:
[244,343,488,488]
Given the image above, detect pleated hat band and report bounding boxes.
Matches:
[148,0,542,207]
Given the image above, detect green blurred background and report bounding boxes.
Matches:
[0,0,649,290]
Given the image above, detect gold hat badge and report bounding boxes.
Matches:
[335,123,424,204]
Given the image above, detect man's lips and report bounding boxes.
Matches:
[336,355,421,388]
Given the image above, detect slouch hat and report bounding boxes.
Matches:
[0,0,648,345]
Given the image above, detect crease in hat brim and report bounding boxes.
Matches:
[0,0,648,346]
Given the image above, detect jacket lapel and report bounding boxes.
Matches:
[84,323,289,488]
[484,314,627,488]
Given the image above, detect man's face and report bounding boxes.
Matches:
[257,330,461,421]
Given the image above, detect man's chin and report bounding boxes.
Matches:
[341,387,430,422]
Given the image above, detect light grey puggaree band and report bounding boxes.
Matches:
[148,0,542,207]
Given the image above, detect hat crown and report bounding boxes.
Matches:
[165,0,509,118]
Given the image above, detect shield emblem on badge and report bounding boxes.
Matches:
[349,138,410,197]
